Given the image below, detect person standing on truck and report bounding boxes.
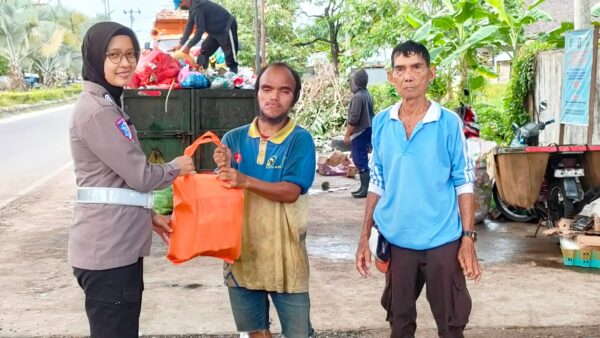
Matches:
[355,40,481,337]
[213,62,316,337]
[69,22,195,337]
[174,0,239,73]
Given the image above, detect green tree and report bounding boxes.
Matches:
[487,0,552,58]
[0,0,39,90]
[219,0,308,71]
[297,0,345,74]
[0,55,8,76]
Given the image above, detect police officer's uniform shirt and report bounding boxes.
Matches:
[221,118,316,292]
[69,81,180,270]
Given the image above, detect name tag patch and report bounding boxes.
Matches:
[116,117,133,141]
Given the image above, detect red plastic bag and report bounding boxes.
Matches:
[167,132,245,265]
[129,49,181,88]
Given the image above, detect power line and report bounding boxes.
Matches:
[123,8,142,30]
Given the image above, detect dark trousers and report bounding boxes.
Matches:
[197,19,239,73]
[350,127,372,172]
[73,258,144,338]
[381,240,471,338]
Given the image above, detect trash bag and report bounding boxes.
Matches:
[178,67,209,88]
[129,49,181,88]
[467,138,497,223]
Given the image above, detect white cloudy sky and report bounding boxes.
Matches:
[58,0,175,44]
[56,0,320,45]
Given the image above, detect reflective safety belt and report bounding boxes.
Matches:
[76,187,154,209]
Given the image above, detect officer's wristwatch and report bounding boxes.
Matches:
[462,230,477,242]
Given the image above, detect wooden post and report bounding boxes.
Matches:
[588,26,599,145]
[260,0,266,67]
[254,0,260,71]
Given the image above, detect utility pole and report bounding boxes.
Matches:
[574,0,592,29]
[260,0,266,67]
[102,0,111,20]
[123,9,141,30]
[253,0,260,71]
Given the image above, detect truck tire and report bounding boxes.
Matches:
[492,183,536,223]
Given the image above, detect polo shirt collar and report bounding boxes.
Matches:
[389,100,441,124]
[248,117,296,144]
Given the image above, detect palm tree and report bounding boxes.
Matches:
[0,0,39,90]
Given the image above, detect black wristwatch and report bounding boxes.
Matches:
[462,230,477,242]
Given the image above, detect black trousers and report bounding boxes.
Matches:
[197,18,239,73]
[73,258,144,338]
[381,240,472,338]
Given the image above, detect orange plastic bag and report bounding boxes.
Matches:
[167,131,244,264]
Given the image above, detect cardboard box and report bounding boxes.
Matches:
[346,164,357,178]
[557,218,574,231]
[576,234,600,249]
[327,150,344,167]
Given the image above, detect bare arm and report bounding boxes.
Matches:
[356,192,381,277]
[457,192,481,282]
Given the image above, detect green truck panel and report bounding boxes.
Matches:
[123,88,256,170]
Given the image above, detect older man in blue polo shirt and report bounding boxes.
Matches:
[355,41,482,338]
[213,62,316,338]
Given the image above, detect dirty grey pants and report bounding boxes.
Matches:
[382,240,471,338]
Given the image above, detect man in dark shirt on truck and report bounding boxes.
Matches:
[174,0,239,73]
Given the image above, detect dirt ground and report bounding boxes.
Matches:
[0,167,599,338]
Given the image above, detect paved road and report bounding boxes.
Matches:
[0,105,74,208]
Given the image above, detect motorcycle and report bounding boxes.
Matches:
[456,89,481,139]
[493,100,586,223]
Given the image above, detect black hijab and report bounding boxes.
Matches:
[81,22,140,107]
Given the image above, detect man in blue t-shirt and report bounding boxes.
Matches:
[213,62,316,338]
[355,41,482,337]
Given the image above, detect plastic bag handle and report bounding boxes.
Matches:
[184,131,222,157]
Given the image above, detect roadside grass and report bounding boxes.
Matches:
[0,83,82,107]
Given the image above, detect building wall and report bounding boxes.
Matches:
[534,50,600,145]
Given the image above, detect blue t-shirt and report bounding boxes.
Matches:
[369,101,474,250]
[222,118,316,194]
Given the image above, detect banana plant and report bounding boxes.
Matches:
[406,0,501,99]
[486,0,552,58]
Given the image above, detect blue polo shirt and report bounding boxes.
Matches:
[369,101,474,250]
[222,118,316,194]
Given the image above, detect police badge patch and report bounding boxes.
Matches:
[104,93,114,103]
[115,117,133,141]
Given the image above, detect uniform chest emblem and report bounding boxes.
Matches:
[115,117,133,141]
[104,94,114,103]
[265,155,284,169]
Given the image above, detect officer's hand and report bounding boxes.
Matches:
[174,155,196,176]
[182,45,191,54]
[152,214,172,245]
[213,144,232,168]
[218,167,248,188]
[355,235,372,278]
[171,43,182,52]
[458,237,482,282]
[343,135,351,145]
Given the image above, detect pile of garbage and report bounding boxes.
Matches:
[128,48,255,90]
[317,150,357,178]
[544,197,600,268]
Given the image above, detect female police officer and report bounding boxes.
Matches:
[68,22,195,337]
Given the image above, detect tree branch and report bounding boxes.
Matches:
[294,37,331,47]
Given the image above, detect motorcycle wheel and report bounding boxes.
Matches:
[547,180,576,219]
[492,183,536,222]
